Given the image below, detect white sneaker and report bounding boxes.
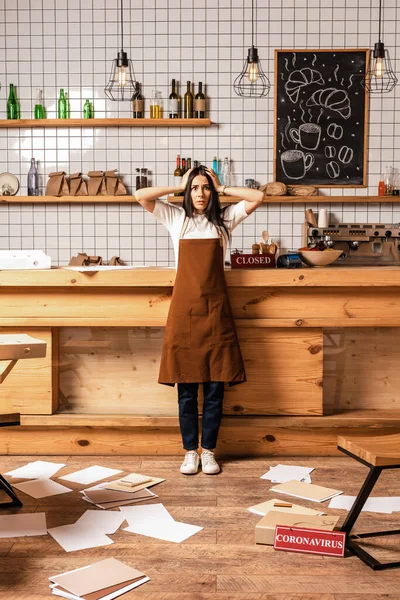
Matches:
[180,451,200,475]
[201,450,220,475]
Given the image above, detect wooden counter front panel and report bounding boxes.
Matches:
[0,328,55,415]
[58,327,322,416]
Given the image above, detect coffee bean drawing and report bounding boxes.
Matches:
[325,145,336,158]
[338,145,354,164]
[326,161,340,179]
[327,122,343,140]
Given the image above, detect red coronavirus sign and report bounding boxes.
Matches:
[274,526,346,557]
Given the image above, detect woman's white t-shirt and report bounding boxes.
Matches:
[153,199,249,266]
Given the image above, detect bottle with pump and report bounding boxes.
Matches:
[183,81,193,118]
[7,84,19,120]
[169,79,179,118]
[132,82,144,118]
[174,155,183,195]
[34,89,45,119]
[27,158,39,196]
[58,89,68,119]
[221,157,230,187]
[194,82,205,118]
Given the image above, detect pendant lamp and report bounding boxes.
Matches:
[361,0,397,93]
[233,0,270,97]
[104,0,136,101]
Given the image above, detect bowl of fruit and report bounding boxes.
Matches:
[298,247,343,267]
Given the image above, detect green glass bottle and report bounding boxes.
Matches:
[7,84,19,120]
[183,81,193,119]
[83,99,92,119]
[58,89,67,119]
[34,88,45,119]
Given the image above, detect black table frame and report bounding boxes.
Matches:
[338,445,400,571]
[0,418,23,509]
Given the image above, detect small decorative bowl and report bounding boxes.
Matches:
[299,249,342,267]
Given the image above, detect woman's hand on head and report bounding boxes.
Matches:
[180,168,193,192]
[205,168,222,193]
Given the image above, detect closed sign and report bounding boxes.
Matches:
[231,253,275,269]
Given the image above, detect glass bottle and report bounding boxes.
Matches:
[27,158,39,196]
[183,81,193,118]
[58,89,67,119]
[194,82,205,118]
[83,99,92,119]
[135,168,141,191]
[150,89,160,119]
[65,91,70,118]
[34,88,45,119]
[384,166,394,196]
[221,157,230,186]
[140,168,148,188]
[157,90,163,118]
[187,158,191,171]
[174,154,183,194]
[132,82,144,118]
[7,84,19,120]
[181,158,187,174]
[212,156,219,180]
[169,79,179,119]
[378,176,385,197]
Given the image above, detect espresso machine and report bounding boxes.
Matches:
[307,223,400,266]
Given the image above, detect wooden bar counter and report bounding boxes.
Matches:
[1,266,400,456]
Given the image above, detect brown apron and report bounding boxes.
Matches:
[158,234,246,386]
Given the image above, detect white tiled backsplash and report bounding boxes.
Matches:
[0,0,399,265]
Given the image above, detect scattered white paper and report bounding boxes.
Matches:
[50,577,150,600]
[0,512,47,538]
[75,510,126,534]
[261,464,314,483]
[13,478,72,499]
[5,460,66,479]
[119,503,174,525]
[48,523,113,552]
[123,517,202,543]
[58,466,123,485]
[329,495,398,514]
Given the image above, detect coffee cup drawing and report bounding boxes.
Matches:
[281,149,314,180]
[290,122,321,150]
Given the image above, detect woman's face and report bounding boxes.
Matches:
[190,174,211,214]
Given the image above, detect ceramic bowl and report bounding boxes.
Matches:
[299,249,342,267]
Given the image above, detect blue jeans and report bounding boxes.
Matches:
[177,382,225,451]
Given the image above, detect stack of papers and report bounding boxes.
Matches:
[270,480,343,503]
[82,487,157,509]
[248,498,325,517]
[58,466,123,485]
[260,464,314,484]
[121,503,203,543]
[48,509,126,552]
[49,557,149,599]
[100,473,165,494]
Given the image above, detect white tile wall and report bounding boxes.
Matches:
[0,0,399,264]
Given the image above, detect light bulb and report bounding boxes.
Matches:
[247,62,259,83]
[374,57,384,78]
[117,66,128,87]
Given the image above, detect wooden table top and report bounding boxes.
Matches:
[338,434,400,466]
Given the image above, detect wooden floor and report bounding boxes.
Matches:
[1,455,400,599]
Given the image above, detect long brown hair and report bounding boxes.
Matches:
[182,166,229,240]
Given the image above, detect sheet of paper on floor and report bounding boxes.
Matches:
[270,480,343,503]
[100,475,165,494]
[49,557,149,598]
[58,465,123,485]
[82,487,156,509]
[13,478,73,499]
[248,498,325,517]
[123,517,203,543]
[5,460,66,479]
[119,503,174,525]
[75,510,126,534]
[260,464,314,483]
[0,512,47,538]
[328,495,399,514]
[48,523,114,553]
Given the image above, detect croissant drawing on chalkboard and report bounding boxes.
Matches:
[285,68,325,104]
[306,88,351,120]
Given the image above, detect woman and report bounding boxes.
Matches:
[135,166,264,475]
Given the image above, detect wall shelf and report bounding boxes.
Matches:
[0,118,211,129]
[1,194,397,204]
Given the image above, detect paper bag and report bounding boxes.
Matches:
[87,171,107,196]
[46,172,69,197]
[68,253,103,266]
[69,172,88,196]
[105,169,127,196]
[108,256,126,266]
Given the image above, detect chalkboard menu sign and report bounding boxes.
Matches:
[274,49,369,187]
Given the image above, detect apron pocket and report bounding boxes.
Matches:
[210,297,237,347]
[165,311,191,348]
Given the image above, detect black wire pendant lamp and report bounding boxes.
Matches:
[361,0,397,93]
[233,0,270,97]
[104,0,136,101]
